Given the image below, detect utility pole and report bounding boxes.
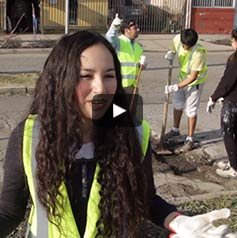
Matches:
[185,0,192,29]
[65,0,69,34]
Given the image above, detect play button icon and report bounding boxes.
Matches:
[92,94,143,127]
[113,104,126,118]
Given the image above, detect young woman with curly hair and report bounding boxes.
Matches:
[0,31,236,238]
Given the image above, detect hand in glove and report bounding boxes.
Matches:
[169,208,237,238]
[140,55,147,69]
[111,13,123,30]
[165,50,176,61]
[206,97,215,113]
[165,84,179,94]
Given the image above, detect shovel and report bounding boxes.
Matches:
[155,59,174,155]
[129,55,146,112]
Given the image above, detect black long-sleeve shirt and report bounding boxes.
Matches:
[0,121,177,237]
[211,52,237,103]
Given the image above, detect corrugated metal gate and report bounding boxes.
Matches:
[109,0,187,33]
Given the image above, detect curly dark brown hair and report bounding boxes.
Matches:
[28,30,148,237]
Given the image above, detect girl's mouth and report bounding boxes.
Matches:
[91,99,107,110]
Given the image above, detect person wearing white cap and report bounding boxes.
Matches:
[106,13,146,94]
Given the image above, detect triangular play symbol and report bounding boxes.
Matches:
[113,104,126,118]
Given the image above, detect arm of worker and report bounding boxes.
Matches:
[105,13,123,49]
[165,51,205,93]
[210,59,237,102]
[206,57,237,113]
[165,70,199,94]
[177,70,199,88]
[164,34,178,61]
[0,122,29,237]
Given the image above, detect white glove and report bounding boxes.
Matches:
[206,97,215,113]
[217,97,224,107]
[140,55,147,69]
[165,84,179,94]
[165,50,176,61]
[111,13,123,30]
[169,208,237,238]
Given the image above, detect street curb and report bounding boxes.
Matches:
[0,48,232,54]
[143,49,233,53]
[0,86,34,95]
[0,48,52,54]
[169,190,237,206]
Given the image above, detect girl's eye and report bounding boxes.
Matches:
[80,74,92,79]
[105,74,116,79]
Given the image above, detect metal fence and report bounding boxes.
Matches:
[109,0,187,33]
[0,0,187,34]
[192,0,235,7]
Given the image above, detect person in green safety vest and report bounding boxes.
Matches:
[0,30,236,238]
[164,28,208,154]
[106,13,146,95]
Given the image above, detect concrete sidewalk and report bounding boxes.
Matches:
[0,33,232,53]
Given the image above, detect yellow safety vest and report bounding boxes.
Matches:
[23,114,150,238]
[173,34,208,86]
[117,35,143,88]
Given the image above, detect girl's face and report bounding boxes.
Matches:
[231,37,237,51]
[76,43,117,120]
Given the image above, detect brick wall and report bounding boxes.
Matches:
[191,8,234,34]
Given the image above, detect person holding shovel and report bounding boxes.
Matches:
[106,13,146,95]
[164,28,208,153]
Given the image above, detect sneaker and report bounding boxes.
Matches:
[215,160,231,170]
[216,167,237,178]
[164,130,181,140]
[174,140,193,154]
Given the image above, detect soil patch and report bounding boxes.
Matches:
[209,39,231,46]
[0,73,38,87]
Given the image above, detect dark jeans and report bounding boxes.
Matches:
[221,100,237,169]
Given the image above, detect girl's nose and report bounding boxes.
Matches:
[92,76,104,94]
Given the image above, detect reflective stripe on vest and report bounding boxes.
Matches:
[175,37,208,86]
[23,115,150,237]
[136,120,150,158]
[117,35,143,87]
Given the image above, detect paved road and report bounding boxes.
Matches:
[0,41,235,204]
[0,50,229,139]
